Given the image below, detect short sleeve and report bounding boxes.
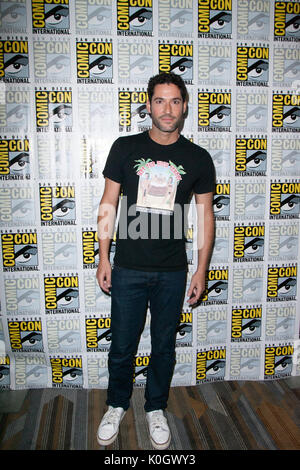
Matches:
[102,138,124,184]
[193,149,215,194]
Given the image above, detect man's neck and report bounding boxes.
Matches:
[148,128,180,146]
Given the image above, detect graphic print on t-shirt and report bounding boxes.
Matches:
[134,158,186,215]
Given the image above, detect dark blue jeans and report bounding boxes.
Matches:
[106,266,187,412]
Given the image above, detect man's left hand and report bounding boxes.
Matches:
[187,270,206,305]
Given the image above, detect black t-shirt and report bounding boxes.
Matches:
[102,131,215,271]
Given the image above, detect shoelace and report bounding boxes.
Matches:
[149,412,167,430]
[102,408,122,426]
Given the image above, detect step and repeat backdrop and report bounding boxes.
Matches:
[0,0,300,390]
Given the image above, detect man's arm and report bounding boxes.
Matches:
[96,178,121,293]
[187,191,215,305]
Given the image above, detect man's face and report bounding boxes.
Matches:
[146,83,186,134]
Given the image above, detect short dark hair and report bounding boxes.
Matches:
[147,72,188,103]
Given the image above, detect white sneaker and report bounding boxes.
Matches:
[97,406,126,446]
[146,410,171,450]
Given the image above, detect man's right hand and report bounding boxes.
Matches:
[96,259,112,294]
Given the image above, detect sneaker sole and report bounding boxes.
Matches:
[150,434,171,450]
[97,412,126,447]
[97,430,119,447]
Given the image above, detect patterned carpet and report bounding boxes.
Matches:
[1,378,300,451]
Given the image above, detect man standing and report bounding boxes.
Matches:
[96,72,215,449]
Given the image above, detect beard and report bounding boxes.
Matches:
[150,113,184,133]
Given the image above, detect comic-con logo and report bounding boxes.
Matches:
[44,274,79,313]
[236,45,269,86]
[33,39,71,82]
[231,306,262,342]
[237,0,270,40]
[82,230,98,269]
[119,89,151,132]
[198,43,232,86]
[233,224,265,262]
[4,275,40,316]
[1,231,38,272]
[134,354,150,386]
[158,41,193,84]
[32,0,70,34]
[118,38,153,83]
[117,0,153,36]
[198,0,232,39]
[271,137,300,177]
[267,264,297,302]
[176,311,192,347]
[273,46,300,88]
[274,1,300,42]
[0,88,30,133]
[235,137,267,176]
[76,40,113,83]
[0,186,35,227]
[158,0,193,37]
[265,304,297,341]
[196,348,226,383]
[198,91,231,132]
[35,88,72,132]
[39,184,76,226]
[0,138,30,180]
[85,316,111,352]
[213,182,230,220]
[0,39,29,82]
[118,40,153,83]
[75,0,112,35]
[264,344,294,379]
[268,222,299,261]
[42,229,77,271]
[236,90,268,132]
[7,319,43,352]
[272,93,300,132]
[200,268,228,305]
[50,357,83,388]
[269,181,300,219]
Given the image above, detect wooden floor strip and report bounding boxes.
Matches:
[0,377,299,450]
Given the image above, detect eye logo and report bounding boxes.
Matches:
[231,307,262,342]
[158,42,193,84]
[32,0,70,34]
[85,317,111,352]
[118,90,151,132]
[267,264,297,302]
[1,232,38,272]
[8,320,43,352]
[198,92,231,132]
[44,275,80,314]
[201,268,229,305]
[234,225,265,262]
[117,0,153,36]
[39,185,76,226]
[76,41,113,83]
[0,138,30,180]
[50,357,83,388]
[236,46,269,86]
[272,92,300,132]
[270,181,300,219]
[196,348,226,383]
[213,182,230,220]
[176,311,193,346]
[0,40,29,83]
[264,345,294,380]
[274,1,300,41]
[198,0,232,39]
